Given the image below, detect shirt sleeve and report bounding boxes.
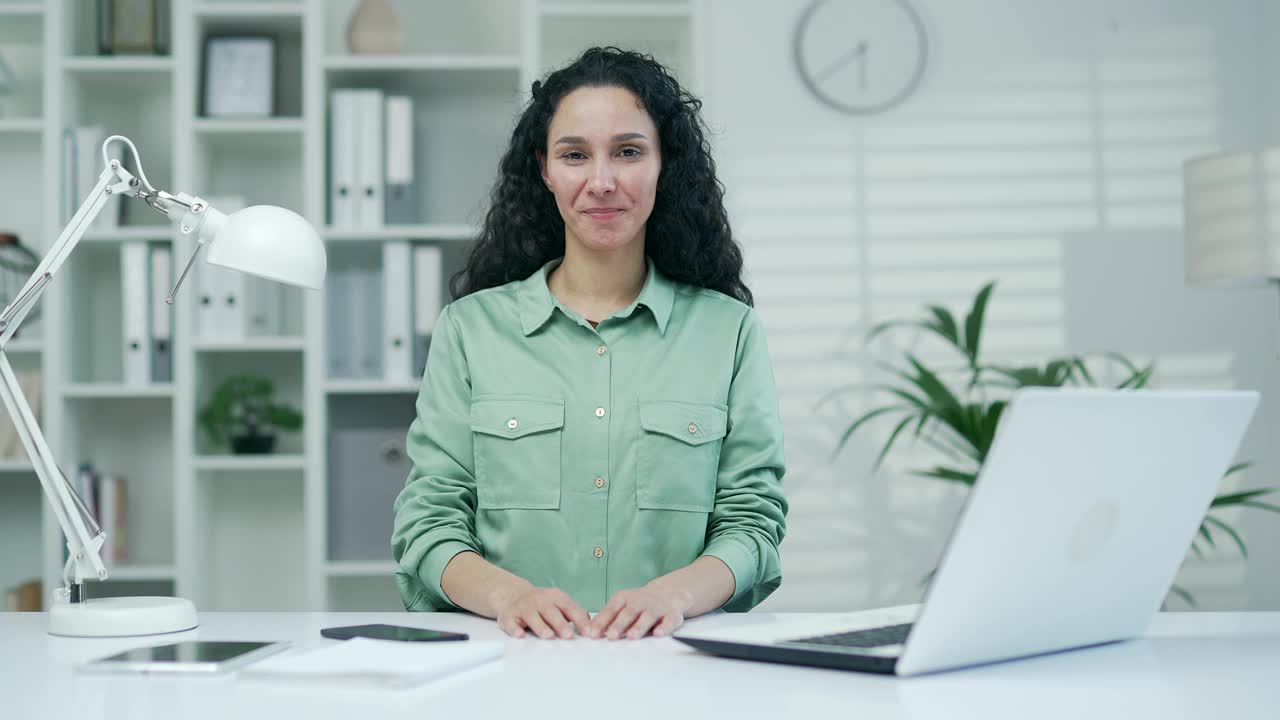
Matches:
[699,307,789,611]
[392,304,480,611]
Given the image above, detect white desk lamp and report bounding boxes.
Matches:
[0,135,325,637]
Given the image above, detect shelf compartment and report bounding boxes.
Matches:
[62,397,175,568]
[0,12,43,119]
[325,67,519,227]
[327,574,404,611]
[195,351,304,456]
[0,480,42,604]
[322,0,520,56]
[197,12,303,118]
[194,472,304,610]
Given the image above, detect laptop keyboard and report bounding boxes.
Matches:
[788,622,913,649]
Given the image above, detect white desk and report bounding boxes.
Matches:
[4,611,1278,719]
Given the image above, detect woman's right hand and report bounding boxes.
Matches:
[493,585,592,639]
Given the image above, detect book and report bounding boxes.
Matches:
[5,579,42,612]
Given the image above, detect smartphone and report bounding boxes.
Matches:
[320,623,469,642]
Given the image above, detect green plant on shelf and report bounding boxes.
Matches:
[198,374,302,455]
[830,281,1280,607]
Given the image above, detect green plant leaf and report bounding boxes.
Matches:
[926,305,960,348]
[1197,524,1216,550]
[832,405,909,460]
[962,282,995,368]
[1166,585,1196,608]
[913,466,978,486]
[1210,488,1276,507]
[1239,500,1280,515]
[874,415,917,470]
[1223,461,1253,477]
[1202,515,1249,559]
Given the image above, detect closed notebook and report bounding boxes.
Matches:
[241,637,502,689]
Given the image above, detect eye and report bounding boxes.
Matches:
[561,150,587,161]
[618,147,642,158]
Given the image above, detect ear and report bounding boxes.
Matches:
[537,151,549,187]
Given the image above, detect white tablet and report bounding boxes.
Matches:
[78,641,290,675]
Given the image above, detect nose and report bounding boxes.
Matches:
[586,160,616,195]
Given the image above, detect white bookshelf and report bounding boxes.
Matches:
[1,0,700,612]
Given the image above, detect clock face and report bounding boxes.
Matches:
[794,0,928,115]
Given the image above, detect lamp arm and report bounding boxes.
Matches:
[0,135,188,601]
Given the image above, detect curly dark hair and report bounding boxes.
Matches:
[450,46,751,306]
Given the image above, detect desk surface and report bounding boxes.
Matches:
[4,611,1278,719]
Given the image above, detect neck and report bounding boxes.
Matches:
[548,239,648,322]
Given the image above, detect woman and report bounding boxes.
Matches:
[392,47,787,640]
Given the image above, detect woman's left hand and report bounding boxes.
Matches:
[586,584,694,639]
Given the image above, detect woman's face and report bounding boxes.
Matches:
[540,85,661,255]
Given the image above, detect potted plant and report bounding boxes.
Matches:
[198,374,302,455]
[832,281,1280,605]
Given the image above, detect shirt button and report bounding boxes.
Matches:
[595,407,606,418]
[687,422,698,434]
[593,546,605,559]
[594,476,605,489]
[507,418,519,430]
[596,345,607,356]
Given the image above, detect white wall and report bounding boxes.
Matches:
[702,0,1280,611]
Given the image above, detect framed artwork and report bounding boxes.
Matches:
[202,35,277,118]
[98,0,168,55]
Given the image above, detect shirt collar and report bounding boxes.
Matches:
[519,256,675,336]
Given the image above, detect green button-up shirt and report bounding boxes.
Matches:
[392,258,787,613]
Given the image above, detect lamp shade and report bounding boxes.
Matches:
[204,205,326,290]
[1183,148,1280,283]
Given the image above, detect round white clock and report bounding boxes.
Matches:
[793,0,929,115]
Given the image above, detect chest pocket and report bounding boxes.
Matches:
[637,400,728,512]
[470,396,564,510]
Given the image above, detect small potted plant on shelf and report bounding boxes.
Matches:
[198,374,302,455]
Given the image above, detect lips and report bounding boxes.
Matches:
[583,209,623,219]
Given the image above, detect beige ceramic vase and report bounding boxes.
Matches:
[346,0,403,55]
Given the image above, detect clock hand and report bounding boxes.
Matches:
[816,40,869,83]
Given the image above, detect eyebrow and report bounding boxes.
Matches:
[553,132,649,146]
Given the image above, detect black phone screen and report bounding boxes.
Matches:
[320,623,470,642]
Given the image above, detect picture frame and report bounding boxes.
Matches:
[202,35,277,118]
[97,0,169,55]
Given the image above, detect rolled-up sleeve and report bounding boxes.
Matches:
[700,307,788,611]
[392,305,480,611]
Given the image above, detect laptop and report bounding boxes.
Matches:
[675,388,1259,676]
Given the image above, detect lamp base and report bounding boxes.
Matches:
[48,596,198,637]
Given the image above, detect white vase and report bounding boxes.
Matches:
[346,0,403,55]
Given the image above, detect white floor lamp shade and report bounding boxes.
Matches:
[1183,148,1280,283]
